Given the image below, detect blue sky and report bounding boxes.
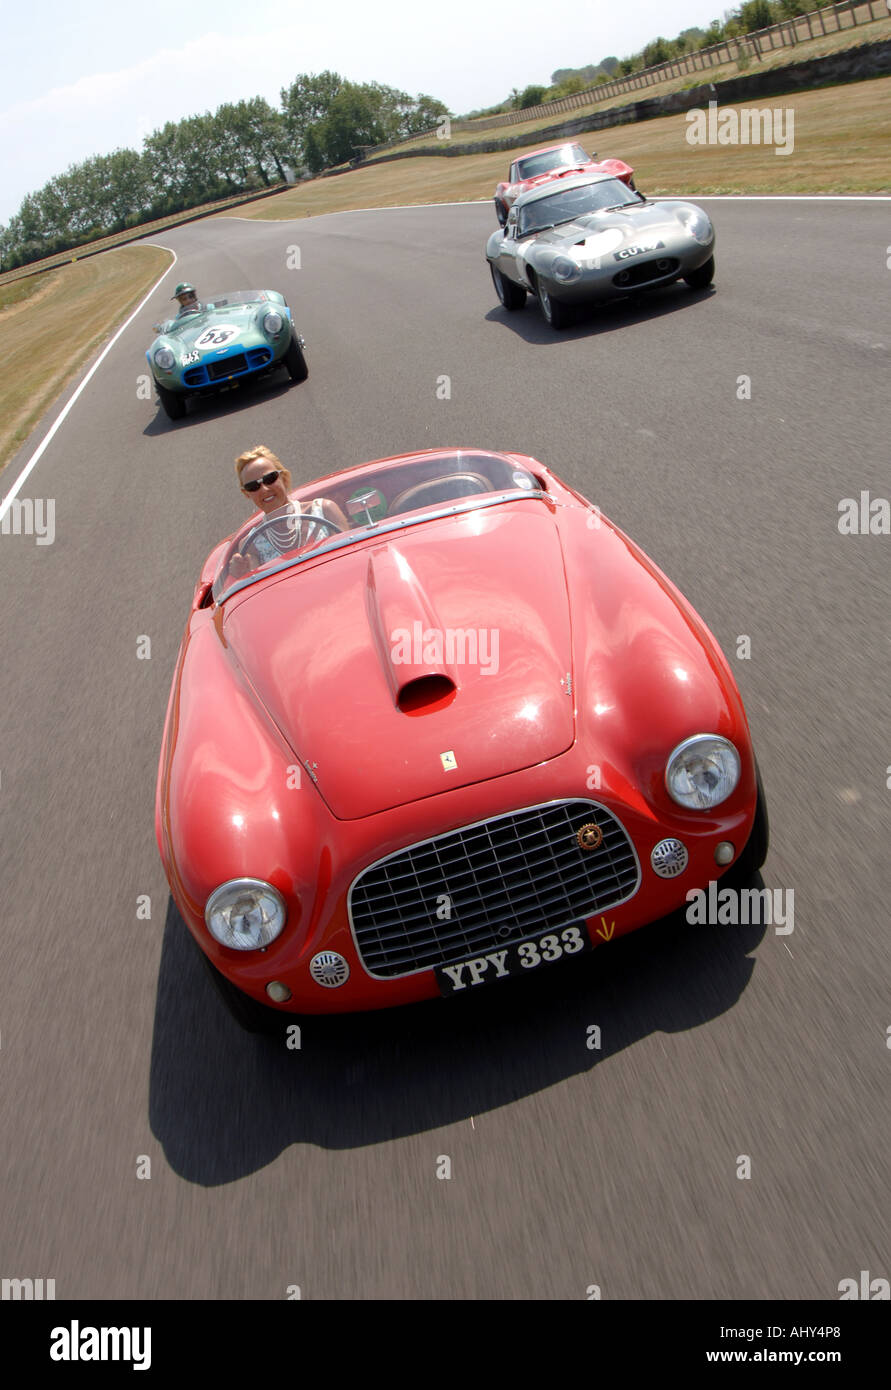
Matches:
[0,0,727,223]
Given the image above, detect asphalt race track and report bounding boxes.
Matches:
[0,199,888,1300]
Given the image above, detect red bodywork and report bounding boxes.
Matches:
[156,449,759,1015]
[495,142,635,218]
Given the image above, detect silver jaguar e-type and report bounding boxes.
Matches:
[485,172,715,329]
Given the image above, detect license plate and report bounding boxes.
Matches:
[434,923,591,996]
[614,240,665,260]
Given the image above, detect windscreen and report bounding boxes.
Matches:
[212,451,545,603]
[518,178,641,235]
[516,144,589,180]
[203,290,268,308]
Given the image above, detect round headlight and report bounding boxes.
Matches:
[678,206,712,245]
[263,311,284,336]
[665,735,740,810]
[552,255,580,283]
[205,878,287,951]
[153,347,175,371]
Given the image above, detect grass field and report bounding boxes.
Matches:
[371,13,891,157]
[228,75,891,222]
[0,245,172,475]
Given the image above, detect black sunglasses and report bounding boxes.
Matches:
[243,469,280,493]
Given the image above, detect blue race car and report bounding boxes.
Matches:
[147,287,307,420]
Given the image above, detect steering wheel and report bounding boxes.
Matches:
[235,511,344,570]
[389,473,492,515]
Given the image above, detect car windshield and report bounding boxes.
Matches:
[212,450,545,603]
[203,290,269,309]
[518,178,642,236]
[516,144,589,180]
[159,290,269,334]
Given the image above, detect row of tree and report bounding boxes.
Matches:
[284,72,448,171]
[469,0,849,117]
[0,74,449,270]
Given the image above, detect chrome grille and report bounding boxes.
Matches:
[349,800,639,979]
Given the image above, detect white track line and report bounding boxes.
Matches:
[0,246,176,523]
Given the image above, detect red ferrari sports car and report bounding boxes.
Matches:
[156,448,767,1030]
[494,141,636,225]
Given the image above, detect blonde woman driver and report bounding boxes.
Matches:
[228,446,349,580]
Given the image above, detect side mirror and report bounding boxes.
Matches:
[590,150,598,160]
[152,322,164,333]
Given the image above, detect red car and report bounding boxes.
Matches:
[494,141,636,225]
[156,448,767,1030]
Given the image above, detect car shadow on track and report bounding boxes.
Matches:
[142,374,298,436]
[149,882,766,1185]
[485,283,715,344]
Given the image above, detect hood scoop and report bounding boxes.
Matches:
[366,544,457,710]
[397,674,457,715]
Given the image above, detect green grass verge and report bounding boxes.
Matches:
[0,245,172,476]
